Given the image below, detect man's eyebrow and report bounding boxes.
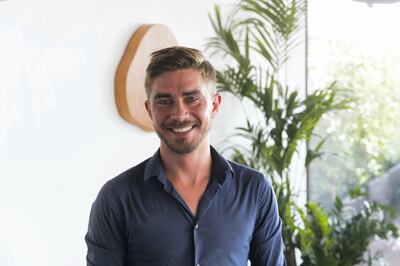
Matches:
[153,93,172,99]
[182,89,201,96]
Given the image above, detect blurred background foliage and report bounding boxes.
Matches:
[309,40,400,208]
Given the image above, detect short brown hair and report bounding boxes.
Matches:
[145,46,216,98]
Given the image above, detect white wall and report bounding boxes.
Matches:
[0,1,305,266]
[0,1,241,265]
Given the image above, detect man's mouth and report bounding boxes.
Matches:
[164,119,199,134]
[170,126,194,133]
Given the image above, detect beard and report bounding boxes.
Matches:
[155,119,211,154]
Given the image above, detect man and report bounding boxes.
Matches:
[85,46,285,265]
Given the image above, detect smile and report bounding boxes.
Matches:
[170,126,194,133]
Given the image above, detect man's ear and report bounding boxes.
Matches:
[211,93,222,118]
[145,100,152,120]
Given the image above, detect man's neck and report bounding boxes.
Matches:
[159,142,212,186]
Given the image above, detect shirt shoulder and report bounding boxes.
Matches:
[227,160,271,186]
[99,157,152,200]
[224,160,275,210]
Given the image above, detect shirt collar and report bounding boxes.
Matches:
[143,146,234,184]
[143,149,167,185]
[210,146,234,185]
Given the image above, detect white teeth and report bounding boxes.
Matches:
[171,126,192,133]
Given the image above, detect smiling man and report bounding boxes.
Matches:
[85,46,285,266]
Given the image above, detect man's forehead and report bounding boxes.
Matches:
[152,88,203,99]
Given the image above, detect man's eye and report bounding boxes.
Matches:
[185,96,199,103]
[156,99,170,105]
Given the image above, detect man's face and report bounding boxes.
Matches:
[145,68,221,154]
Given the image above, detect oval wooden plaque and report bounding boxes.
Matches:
[115,24,177,131]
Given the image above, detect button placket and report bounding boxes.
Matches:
[193,222,200,266]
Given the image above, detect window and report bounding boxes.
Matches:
[308,0,400,264]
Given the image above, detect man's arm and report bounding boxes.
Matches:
[248,176,286,266]
[85,182,126,266]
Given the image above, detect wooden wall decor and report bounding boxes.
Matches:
[115,24,177,131]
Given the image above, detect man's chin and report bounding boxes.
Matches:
[164,141,198,154]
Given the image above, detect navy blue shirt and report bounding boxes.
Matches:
[85,147,285,266]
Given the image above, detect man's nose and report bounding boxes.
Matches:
[170,100,188,120]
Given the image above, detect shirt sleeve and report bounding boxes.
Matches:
[85,181,126,266]
[248,176,286,266]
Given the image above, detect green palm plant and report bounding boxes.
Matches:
[206,1,398,265]
[206,0,351,265]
